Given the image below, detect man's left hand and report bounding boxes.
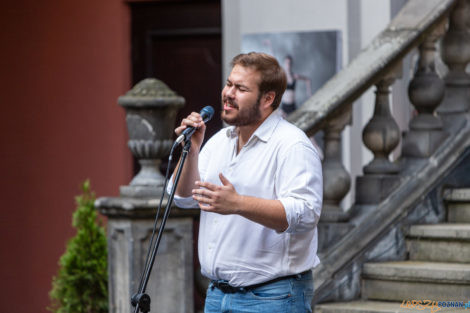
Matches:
[192,173,241,214]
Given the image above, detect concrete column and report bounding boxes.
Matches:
[96,79,196,313]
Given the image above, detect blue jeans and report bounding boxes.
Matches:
[204,271,314,313]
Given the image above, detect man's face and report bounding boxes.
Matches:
[221,65,262,126]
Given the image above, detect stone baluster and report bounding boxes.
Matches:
[320,105,351,222]
[402,21,448,157]
[356,65,402,204]
[317,106,354,253]
[437,0,470,131]
[95,79,197,313]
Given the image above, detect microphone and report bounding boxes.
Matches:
[175,106,215,144]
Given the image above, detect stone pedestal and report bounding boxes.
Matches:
[95,78,195,313]
[97,199,194,313]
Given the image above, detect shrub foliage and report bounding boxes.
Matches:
[49,180,108,313]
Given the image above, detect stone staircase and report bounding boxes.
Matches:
[315,188,470,313]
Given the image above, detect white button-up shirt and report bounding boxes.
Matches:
[170,112,323,287]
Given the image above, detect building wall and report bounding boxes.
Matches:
[221,0,409,209]
[0,1,132,312]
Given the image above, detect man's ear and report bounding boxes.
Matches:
[261,91,276,109]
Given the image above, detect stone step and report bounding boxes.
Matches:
[407,224,470,263]
[314,300,469,313]
[362,261,470,302]
[443,188,470,223]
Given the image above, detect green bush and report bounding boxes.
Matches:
[49,180,108,313]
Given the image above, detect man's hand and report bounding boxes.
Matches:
[174,111,206,151]
[172,111,205,197]
[192,173,241,214]
[192,173,289,232]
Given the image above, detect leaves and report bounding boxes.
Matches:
[49,180,108,313]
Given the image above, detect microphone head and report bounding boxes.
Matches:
[200,106,215,123]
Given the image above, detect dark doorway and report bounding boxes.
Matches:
[131,0,222,139]
[130,1,221,311]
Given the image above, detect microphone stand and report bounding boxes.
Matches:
[131,139,192,313]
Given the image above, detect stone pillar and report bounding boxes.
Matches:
[437,0,470,131]
[320,105,352,222]
[402,21,448,157]
[95,79,196,313]
[356,65,402,204]
[317,106,353,253]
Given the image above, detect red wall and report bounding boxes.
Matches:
[0,1,132,312]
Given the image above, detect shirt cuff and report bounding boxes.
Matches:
[278,197,319,234]
[166,175,199,209]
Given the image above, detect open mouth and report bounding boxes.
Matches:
[223,99,238,110]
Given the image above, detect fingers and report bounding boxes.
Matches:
[174,125,187,135]
[175,112,205,135]
[219,173,232,186]
[192,187,215,199]
[192,187,214,209]
[182,112,203,127]
[198,202,214,211]
[195,180,218,191]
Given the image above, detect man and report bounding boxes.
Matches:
[170,52,322,312]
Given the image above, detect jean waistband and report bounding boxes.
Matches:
[210,270,311,294]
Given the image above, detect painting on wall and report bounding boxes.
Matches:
[242,30,342,117]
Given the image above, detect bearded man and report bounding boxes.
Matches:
[170,52,323,313]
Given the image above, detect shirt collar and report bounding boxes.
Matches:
[225,111,282,143]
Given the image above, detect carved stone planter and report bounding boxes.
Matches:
[118,78,184,198]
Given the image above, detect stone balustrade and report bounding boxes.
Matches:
[288,0,470,303]
[289,0,470,256]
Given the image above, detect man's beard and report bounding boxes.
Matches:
[221,93,262,126]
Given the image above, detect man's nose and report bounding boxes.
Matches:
[225,86,235,98]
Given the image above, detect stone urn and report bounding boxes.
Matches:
[118,78,185,198]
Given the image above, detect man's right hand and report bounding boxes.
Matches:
[175,112,206,152]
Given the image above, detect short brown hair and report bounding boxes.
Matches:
[230,52,287,110]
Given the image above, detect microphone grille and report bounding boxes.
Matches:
[201,106,215,122]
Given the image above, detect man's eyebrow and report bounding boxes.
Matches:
[227,79,251,91]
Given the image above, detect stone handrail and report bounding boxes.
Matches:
[284,0,470,303]
[288,0,456,135]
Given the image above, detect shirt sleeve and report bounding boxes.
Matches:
[276,141,323,234]
[165,137,213,209]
